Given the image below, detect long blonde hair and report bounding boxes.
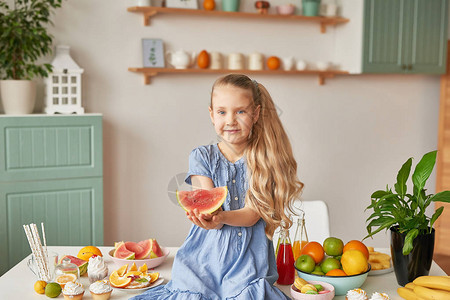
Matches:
[211,74,304,239]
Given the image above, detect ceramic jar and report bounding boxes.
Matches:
[228,53,244,70]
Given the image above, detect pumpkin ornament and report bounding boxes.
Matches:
[203,0,215,11]
[197,50,210,69]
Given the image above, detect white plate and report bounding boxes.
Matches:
[113,278,164,293]
[368,265,393,276]
[368,248,394,276]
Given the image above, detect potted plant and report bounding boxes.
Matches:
[0,0,63,114]
[365,150,450,286]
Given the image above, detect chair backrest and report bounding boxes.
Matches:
[272,200,330,250]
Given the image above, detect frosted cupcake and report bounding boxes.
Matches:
[346,288,368,300]
[369,292,390,300]
[62,281,85,300]
[87,256,108,283]
[89,280,113,300]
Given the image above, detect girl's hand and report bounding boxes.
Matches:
[186,208,223,230]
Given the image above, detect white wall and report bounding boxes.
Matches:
[1,0,440,248]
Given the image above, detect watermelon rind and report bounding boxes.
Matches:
[176,186,227,214]
[59,255,88,276]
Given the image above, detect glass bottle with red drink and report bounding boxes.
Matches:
[276,223,295,285]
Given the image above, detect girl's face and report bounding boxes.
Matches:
[209,85,260,148]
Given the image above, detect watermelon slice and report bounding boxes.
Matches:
[135,239,152,259]
[59,255,88,276]
[125,241,143,255]
[150,239,164,258]
[176,186,227,214]
[114,242,135,260]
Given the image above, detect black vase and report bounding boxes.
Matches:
[390,226,435,286]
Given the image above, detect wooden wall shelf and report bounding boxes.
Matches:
[127,6,349,33]
[128,67,349,85]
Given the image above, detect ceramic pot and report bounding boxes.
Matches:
[0,80,36,114]
[390,226,435,286]
[302,0,320,16]
[222,0,240,12]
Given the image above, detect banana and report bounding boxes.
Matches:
[413,276,450,292]
[405,282,416,290]
[413,285,450,300]
[397,287,426,300]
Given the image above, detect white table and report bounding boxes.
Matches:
[0,246,447,299]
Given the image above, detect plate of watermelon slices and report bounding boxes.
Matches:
[108,239,170,269]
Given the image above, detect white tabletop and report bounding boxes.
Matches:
[0,246,446,299]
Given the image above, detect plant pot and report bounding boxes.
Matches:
[302,0,321,16]
[222,0,240,12]
[0,80,36,114]
[390,226,435,286]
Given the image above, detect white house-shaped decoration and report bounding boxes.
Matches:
[45,45,85,114]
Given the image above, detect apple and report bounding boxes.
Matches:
[295,254,316,273]
[311,265,324,275]
[323,237,344,256]
[320,257,341,274]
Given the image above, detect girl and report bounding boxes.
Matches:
[133,74,303,300]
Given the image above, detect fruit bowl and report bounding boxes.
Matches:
[290,280,335,300]
[295,265,371,296]
[107,247,170,269]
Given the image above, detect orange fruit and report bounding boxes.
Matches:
[139,263,148,274]
[109,270,132,288]
[125,271,143,277]
[149,272,160,283]
[300,241,324,264]
[197,50,210,69]
[326,269,347,276]
[341,249,369,276]
[116,264,128,276]
[55,273,77,288]
[129,262,138,272]
[267,56,281,70]
[343,240,369,260]
[77,246,102,260]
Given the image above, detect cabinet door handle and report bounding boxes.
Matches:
[401,64,407,70]
[407,64,413,70]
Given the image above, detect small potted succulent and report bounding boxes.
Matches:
[0,0,63,114]
[365,150,450,286]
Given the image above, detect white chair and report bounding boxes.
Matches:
[272,200,330,250]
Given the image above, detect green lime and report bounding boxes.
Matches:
[45,282,61,298]
[305,290,319,294]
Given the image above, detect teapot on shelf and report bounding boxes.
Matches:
[165,49,196,69]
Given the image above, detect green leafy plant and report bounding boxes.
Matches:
[0,0,63,80]
[365,150,450,255]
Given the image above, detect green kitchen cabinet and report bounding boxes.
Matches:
[363,0,448,74]
[0,114,103,276]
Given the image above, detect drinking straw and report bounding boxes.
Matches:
[31,223,49,281]
[23,224,45,280]
[41,222,49,271]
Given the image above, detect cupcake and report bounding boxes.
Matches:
[87,256,108,283]
[89,280,113,300]
[369,292,390,300]
[62,281,84,300]
[346,288,368,300]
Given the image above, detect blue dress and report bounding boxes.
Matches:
[131,144,289,300]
